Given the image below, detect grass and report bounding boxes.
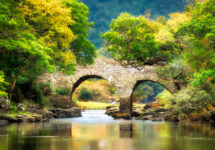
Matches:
[0,111,37,119]
[76,101,118,110]
[76,101,146,110]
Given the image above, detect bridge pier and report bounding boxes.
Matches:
[119,97,132,119]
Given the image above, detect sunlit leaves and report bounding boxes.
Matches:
[0,71,8,98]
[178,0,215,91]
[102,13,159,66]
[20,0,76,49]
[65,0,96,65]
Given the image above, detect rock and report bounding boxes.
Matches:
[144,104,152,110]
[154,108,167,113]
[112,112,131,120]
[25,104,42,113]
[132,111,141,117]
[165,115,179,122]
[0,120,9,125]
[0,116,18,123]
[17,103,25,111]
[151,117,163,121]
[0,97,10,110]
[106,106,119,115]
[142,111,156,116]
[50,107,81,118]
[32,115,43,122]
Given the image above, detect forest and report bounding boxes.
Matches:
[0,0,215,122]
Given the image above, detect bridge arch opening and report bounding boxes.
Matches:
[130,80,172,113]
[71,75,120,110]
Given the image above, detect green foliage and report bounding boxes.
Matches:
[39,83,52,96]
[133,84,154,103]
[79,87,93,101]
[0,0,96,103]
[168,86,212,114]
[110,87,117,95]
[55,88,69,96]
[0,71,8,98]
[156,90,172,106]
[132,81,164,103]
[64,0,96,65]
[81,0,186,48]
[101,12,183,66]
[9,103,18,112]
[178,0,215,92]
[102,13,159,67]
[155,59,190,82]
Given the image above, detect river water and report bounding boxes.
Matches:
[1,110,215,150]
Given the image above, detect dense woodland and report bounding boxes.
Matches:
[0,0,215,117]
[80,0,187,48]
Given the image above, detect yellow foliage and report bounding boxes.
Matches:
[76,101,115,110]
[156,90,172,107]
[155,26,174,44]
[20,0,76,49]
[167,12,190,33]
[61,50,76,65]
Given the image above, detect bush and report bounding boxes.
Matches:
[155,59,189,82]
[51,95,71,108]
[39,83,52,96]
[55,88,69,96]
[0,71,8,99]
[79,87,93,101]
[168,86,212,114]
[110,87,117,95]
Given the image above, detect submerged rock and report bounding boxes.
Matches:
[50,107,82,118]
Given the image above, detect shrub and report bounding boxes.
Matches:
[110,87,117,95]
[0,71,8,99]
[168,86,212,114]
[55,88,69,96]
[79,87,93,101]
[156,90,172,107]
[51,95,71,108]
[39,83,52,96]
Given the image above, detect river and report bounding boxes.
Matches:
[1,110,215,150]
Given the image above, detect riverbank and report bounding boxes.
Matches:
[106,102,215,124]
[0,100,81,124]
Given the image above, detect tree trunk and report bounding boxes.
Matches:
[9,75,18,100]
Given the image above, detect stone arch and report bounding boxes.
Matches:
[128,80,174,113]
[131,80,174,96]
[70,74,120,101]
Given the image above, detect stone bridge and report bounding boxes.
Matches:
[38,58,181,117]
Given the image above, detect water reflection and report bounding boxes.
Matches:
[120,123,133,138]
[1,111,215,150]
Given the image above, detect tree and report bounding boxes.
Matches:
[0,0,55,99]
[102,13,160,67]
[178,0,215,93]
[20,0,76,49]
[64,0,96,65]
[101,13,182,67]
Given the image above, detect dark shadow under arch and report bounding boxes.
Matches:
[71,75,103,95]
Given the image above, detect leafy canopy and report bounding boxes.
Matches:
[101,13,184,67]
[0,71,8,98]
[178,0,215,91]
